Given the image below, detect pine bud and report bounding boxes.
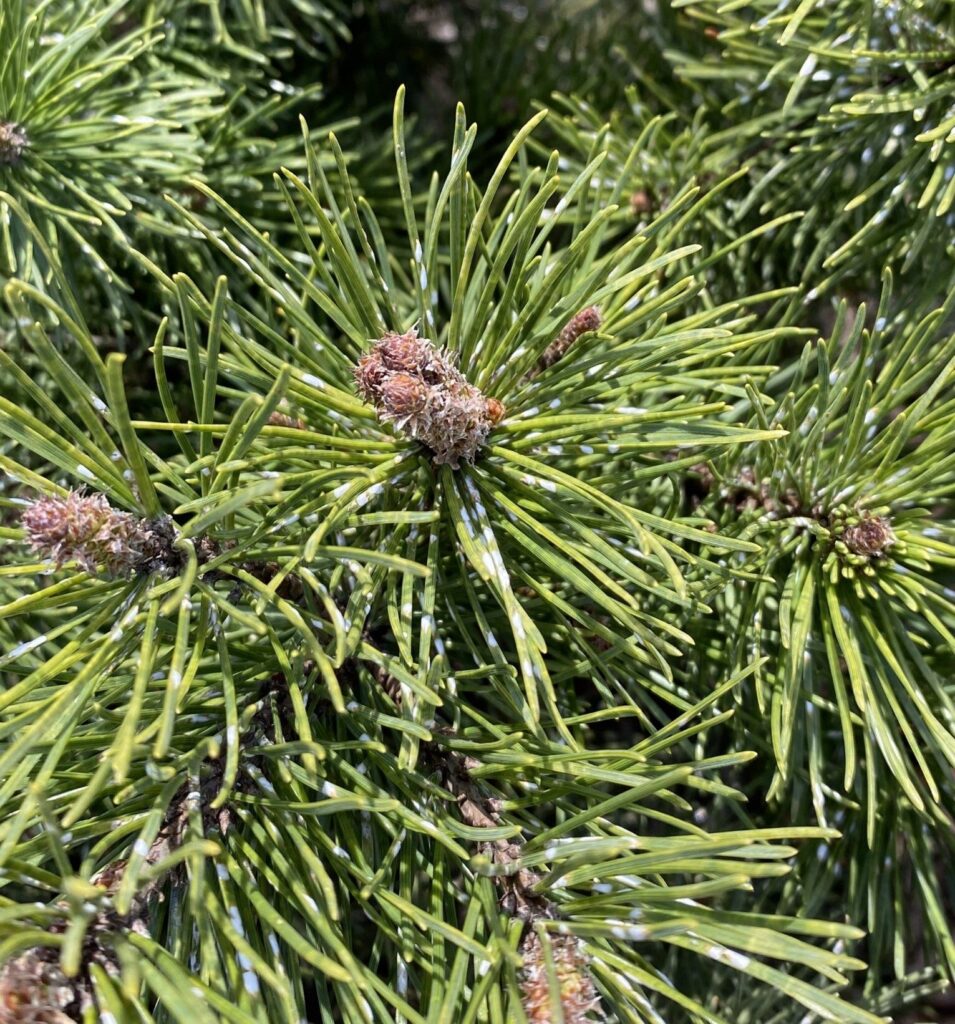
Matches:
[354,351,390,403]
[519,931,601,1024]
[840,513,895,559]
[0,123,28,166]
[379,372,431,422]
[377,331,435,377]
[21,492,178,577]
[534,306,601,376]
[354,330,503,467]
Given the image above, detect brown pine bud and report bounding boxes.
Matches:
[533,306,602,376]
[630,189,653,215]
[377,331,431,375]
[21,492,178,577]
[373,666,404,707]
[355,350,390,402]
[519,931,601,1024]
[841,514,895,559]
[0,123,28,166]
[380,372,431,422]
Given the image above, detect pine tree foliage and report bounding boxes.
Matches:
[701,279,955,815]
[678,277,955,988]
[0,0,217,291]
[670,0,955,294]
[0,91,885,1024]
[528,91,799,311]
[135,0,350,66]
[0,0,373,336]
[0,2,954,1023]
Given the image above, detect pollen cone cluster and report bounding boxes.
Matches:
[354,330,504,468]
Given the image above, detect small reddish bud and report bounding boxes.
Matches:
[485,397,506,425]
[377,331,430,375]
[355,351,389,402]
[380,372,430,421]
[630,189,653,215]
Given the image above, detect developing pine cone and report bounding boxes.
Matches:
[533,306,602,376]
[268,410,307,430]
[354,330,504,467]
[519,931,601,1023]
[21,492,179,578]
